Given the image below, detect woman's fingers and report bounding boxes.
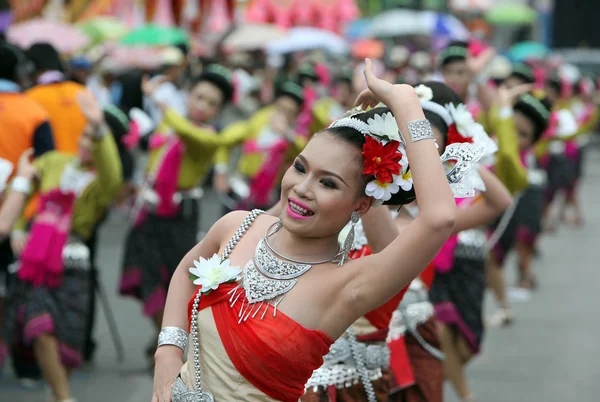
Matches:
[363,58,377,88]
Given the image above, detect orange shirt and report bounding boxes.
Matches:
[0,92,49,175]
[26,81,87,154]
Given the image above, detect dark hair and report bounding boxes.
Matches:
[118,70,144,114]
[26,42,64,74]
[104,106,135,181]
[545,76,562,95]
[439,41,469,67]
[321,107,416,206]
[297,64,319,85]
[415,81,462,144]
[508,63,535,84]
[191,64,234,104]
[513,93,553,142]
[0,43,21,82]
[275,81,304,107]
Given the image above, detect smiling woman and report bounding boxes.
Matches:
[152,59,460,402]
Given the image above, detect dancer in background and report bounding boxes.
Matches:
[560,76,599,226]
[4,91,122,402]
[487,87,554,326]
[214,81,306,212]
[119,65,253,367]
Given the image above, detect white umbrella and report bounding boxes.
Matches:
[367,10,428,38]
[266,27,349,55]
[367,10,470,40]
[223,24,286,51]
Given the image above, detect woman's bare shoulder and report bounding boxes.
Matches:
[211,210,278,241]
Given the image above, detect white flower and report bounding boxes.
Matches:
[366,112,401,142]
[415,85,434,102]
[188,254,241,292]
[397,170,413,191]
[470,122,498,157]
[365,179,399,202]
[397,143,409,173]
[445,103,475,137]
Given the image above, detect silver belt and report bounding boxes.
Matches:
[62,241,91,271]
[306,364,384,392]
[306,334,389,391]
[387,301,434,342]
[454,229,487,261]
[141,187,204,209]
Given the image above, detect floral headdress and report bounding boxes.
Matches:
[329,98,486,201]
[329,111,411,203]
[415,84,497,160]
[415,84,493,195]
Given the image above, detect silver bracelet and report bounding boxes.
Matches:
[11,176,32,195]
[157,327,188,352]
[405,119,435,143]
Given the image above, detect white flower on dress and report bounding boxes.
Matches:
[188,254,242,292]
[445,103,475,138]
[366,112,401,142]
[415,85,434,102]
[366,179,399,202]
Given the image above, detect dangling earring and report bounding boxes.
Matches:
[340,211,360,266]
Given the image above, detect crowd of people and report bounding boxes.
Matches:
[0,29,598,402]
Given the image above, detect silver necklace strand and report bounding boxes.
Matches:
[347,328,377,402]
[188,209,264,400]
[263,219,342,265]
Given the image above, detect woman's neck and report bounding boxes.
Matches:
[269,226,340,262]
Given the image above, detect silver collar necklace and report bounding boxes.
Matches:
[228,219,340,323]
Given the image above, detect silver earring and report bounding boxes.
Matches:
[340,212,360,266]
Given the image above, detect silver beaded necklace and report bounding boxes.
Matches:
[228,219,341,323]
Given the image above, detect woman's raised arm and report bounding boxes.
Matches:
[341,60,456,317]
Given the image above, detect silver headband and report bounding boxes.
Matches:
[420,100,453,127]
[329,117,371,135]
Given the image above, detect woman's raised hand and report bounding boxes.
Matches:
[76,91,104,128]
[355,58,416,111]
[497,83,534,109]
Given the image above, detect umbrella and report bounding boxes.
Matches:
[367,10,426,38]
[266,27,349,55]
[7,18,90,53]
[106,46,164,69]
[485,4,537,25]
[120,24,188,46]
[344,18,372,41]
[79,17,129,44]
[367,10,470,40]
[423,12,471,41]
[507,41,550,62]
[223,24,286,52]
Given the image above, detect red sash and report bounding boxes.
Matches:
[188,284,333,402]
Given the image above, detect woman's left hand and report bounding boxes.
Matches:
[355,58,416,110]
[76,91,104,127]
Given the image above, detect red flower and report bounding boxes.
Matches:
[447,124,473,145]
[362,137,402,183]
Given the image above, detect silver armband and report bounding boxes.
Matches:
[157,327,188,352]
[404,119,435,143]
[11,176,32,195]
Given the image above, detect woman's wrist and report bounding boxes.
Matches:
[154,344,184,363]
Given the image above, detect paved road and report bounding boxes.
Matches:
[2,152,600,402]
